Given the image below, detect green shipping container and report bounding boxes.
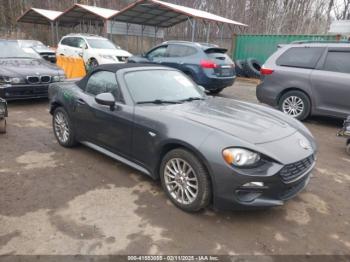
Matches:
[233,34,338,64]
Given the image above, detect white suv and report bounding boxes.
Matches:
[56,34,132,67]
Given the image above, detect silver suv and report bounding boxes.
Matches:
[257,42,350,120]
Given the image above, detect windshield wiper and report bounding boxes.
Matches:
[137,99,183,105]
[181,97,205,102]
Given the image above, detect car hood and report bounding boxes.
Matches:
[32,46,55,54]
[0,58,62,77]
[160,97,297,144]
[93,48,132,57]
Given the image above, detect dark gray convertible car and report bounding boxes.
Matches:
[49,64,317,212]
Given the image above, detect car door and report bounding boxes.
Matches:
[310,48,350,117]
[145,45,168,64]
[74,71,133,158]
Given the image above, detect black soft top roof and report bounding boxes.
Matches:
[76,63,165,89]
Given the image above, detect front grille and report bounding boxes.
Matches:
[27,76,40,84]
[40,76,51,83]
[280,155,314,183]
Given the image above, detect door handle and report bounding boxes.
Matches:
[77,99,86,105]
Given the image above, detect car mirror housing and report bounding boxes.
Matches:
[95,93,116,111]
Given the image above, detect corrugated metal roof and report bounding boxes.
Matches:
[109,0,247,28]
[17,8,62,24]
[55,4,119,27]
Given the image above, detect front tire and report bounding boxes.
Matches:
[279,91,311,121]
[0,119,6,134]
[160,149,211,212]
[89,58,99,68]
[53,107,77,147]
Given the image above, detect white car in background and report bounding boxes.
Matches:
[56,34,132,67]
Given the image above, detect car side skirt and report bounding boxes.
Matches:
[81,141,152,176]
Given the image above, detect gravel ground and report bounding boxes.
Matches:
[0,79,349,255]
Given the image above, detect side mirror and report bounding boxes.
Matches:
[95,93,115,111]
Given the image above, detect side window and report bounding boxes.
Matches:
[147,46,168,59]
[85,71,121,100]
[75,38,86,49]
[61,37,71,46]
[323,51,350,74]
[276,47,325,69]
[167,45,197,57]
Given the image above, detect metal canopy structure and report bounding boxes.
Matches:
[17,8,62,25]
[109,0,247,28]
[55,4,119,27]
[17,8,63,45]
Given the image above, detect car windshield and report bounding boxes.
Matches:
[86,39,119,49]
[19,40,45,48]
[124,70,205,104]
[0,41,41,59]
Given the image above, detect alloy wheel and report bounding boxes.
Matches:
[164,158,199,205]
[54,111,70,144]
[282,96,304,118]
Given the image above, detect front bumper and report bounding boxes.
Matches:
[211,155,315,211]
[0,84,49,100]
[256,82,279,107]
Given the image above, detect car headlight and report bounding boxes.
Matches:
[0,76,24,84]
[52,75,66,82]
[222,148,261,167]
[100,55,115,60]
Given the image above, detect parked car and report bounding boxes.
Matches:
[0,40,65,100]
[257,42,350,120]
[18,40,56,63]
[128,41,236,94]
[338,116,350,154]
[0,97,7,133]
[49,64,316,212]
[56,34,132,68]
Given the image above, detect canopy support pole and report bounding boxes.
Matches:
[141,25,146,53]
[55,22,59,46]
[154,26,158,46]
[191,19,196,42]
[187,17,196,42]
[50,22,55,47]
[206,22,211,43]
[126,23,130,50]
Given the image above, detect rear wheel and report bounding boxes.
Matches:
[346,140,350,155]
[279,91,311,121]
[0,119,6,134]
[160,149,211,212]
[53,107,77,147]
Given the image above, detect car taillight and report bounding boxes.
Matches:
[260,67,274,75]
[200,60,218,69]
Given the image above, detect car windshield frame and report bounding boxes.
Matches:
[0,41,42,59]
[123,69,205,105]
[86,38,119,50]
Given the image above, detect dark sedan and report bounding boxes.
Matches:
[49,64,317,212]
[0,40,65,100]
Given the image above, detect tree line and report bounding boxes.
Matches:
[0,0,349,42]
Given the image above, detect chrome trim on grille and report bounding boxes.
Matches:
[26,76,40,84]
[40,75,51,83]
[26,75,52,84]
